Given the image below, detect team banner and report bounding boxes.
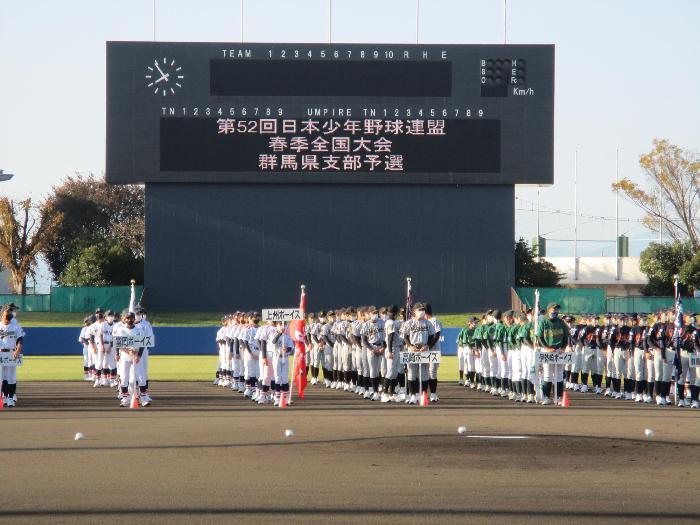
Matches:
[262,308,303,322]
[536,351,574,365]
[399,350,441,364]
[0,354,23,367]
[114,334,155,349]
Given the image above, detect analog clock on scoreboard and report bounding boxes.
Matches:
[106,42,553,185]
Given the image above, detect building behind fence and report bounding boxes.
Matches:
[0,286,143,313]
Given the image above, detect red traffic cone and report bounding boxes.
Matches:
[279,392,287,408]
[0,397,4,411]
[129,392,139,409]
[561,391,570,408]
[421,390,429,407]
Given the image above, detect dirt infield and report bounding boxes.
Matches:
[0,382,698,525]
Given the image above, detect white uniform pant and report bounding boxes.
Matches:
[510,348,522,382]
[495,345,509,380]
[677,350,696,385]
[489,348,499,378]
[407,362,429,381]
[244,353,260,380]
[82,344,90,368]
[457,345,466,372]
[653,348,676,382]
[259,359,272,386]
[359,345,370,377]
[1,359,17,384]
[367,348,383,378]
[542,362,564,383]
[218,343,229,371]
[633,348,647,381]
[385,350,400,380]
[480,347,490,377]
[465,345,475,373]
[572,345,583,374]
[311,344,323,368]
[272,353,289,384]
[119,353,145,388]
[606,345,615,378]
[612,347,627,380]
[581,347,595,374]
[323,344,334,371]
[230,354,243,378]
[341,343,353,372]
[594,348,606,375]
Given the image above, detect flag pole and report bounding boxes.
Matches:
[533,289,542,403]
[405,277,412,398]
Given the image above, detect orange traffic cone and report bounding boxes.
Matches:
[279,392,287,408]
[0,397,4,411]
[561,391,570,408]
[420,390,429,407]
[129,392,139,409]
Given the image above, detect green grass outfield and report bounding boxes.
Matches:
[17,312,478,328]
[19,355,461,382]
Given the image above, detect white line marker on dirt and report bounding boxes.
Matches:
[466,435,529,439]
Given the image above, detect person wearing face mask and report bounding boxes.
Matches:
[382,305,402,402]
[308,312,321,385]
[337,309,353,392]
[579,315,601,394]
[402,303,437,405]
[674,312,696,407]
[317,311,333,388]
[90,308,108,388]
[79,315,95,382]
[98,309,119,388]
[424,304,442,402]
[345,308,360,393]
[0,306,24,407]
[269,321,293,406]
[536,303,568,405]
[360,306,385,401]
[215,316,230,387]
[631,313,647,402]
[648,310,671,405]
[135,307,154,403]
[114,310,146,407]
[519,309,536,402]
[241,312,261,399]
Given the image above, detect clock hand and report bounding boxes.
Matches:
[155,73,170,84]
[154,60,168,78]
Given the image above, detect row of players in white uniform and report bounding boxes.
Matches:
[214,303,443,405]
[79,306,155,407]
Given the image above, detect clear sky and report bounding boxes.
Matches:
[1,0,698,259]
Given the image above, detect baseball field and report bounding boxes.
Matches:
[1,379,698,525]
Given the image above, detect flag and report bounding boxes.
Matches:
[405,278,413,321]
[674,275,683,329]
[289,287,307,398]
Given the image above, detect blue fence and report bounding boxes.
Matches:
[25,327,461,356]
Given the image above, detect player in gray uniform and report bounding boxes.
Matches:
[331,309,343,390]
[308,313,321,385]
[269,321,293,405]
[361,306,385,401]
[396,307,407,399]
[350,308,365,395]
[382,305,402,402]
[335,309,353,391]
[402,302,437,405]
[0,306,24,407]
[424,304,442,402]
[318,311,334,387]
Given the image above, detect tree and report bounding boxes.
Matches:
[0,198,62,294]
[638,241,693,296]
[612,139,700,250]
[679,251,700,294]
[60,242,144,287]
[514,238,564,287]
[42,173,144,282]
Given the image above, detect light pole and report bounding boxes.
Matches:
[0,170,14,182]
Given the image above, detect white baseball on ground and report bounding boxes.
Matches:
[74,432,85,441]
[285,429,294,438]
[644,428,654,438]
[457,426,467,434]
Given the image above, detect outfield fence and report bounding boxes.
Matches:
[0,286,143,313]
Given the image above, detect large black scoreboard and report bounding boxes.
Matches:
[106,42,554,312]
[106,42,553,185]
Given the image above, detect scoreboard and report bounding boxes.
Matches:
[106,42,553,184]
